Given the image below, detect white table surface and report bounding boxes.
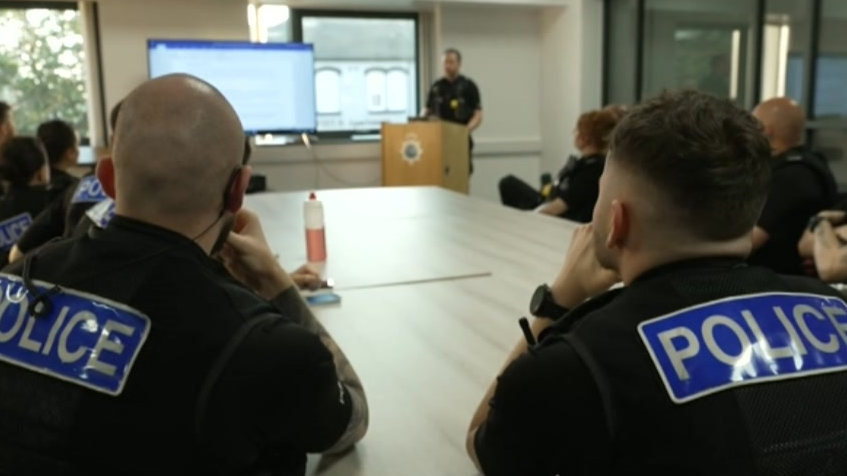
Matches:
[246,186,577,290]
[246,186,579,475]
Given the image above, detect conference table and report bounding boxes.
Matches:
[245,186,579,475]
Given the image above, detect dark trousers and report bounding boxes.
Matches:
[499,174,544,210]
[469,136,474,175]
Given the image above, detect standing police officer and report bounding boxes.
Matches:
[466,90,847,475]
[0,74,368,476]
[422,48,483,174]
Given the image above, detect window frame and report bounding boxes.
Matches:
[291,9,421,140]
[0,0,103,146]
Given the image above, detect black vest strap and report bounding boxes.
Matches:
[195,313,280,444]
[560,332,617,440]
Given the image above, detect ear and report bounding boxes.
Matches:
[225,165,252,213]
[38,165,50,185]
[605,199,629,249]
[95,157,117,199]
[67,147,79,165]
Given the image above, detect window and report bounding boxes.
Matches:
[762,0,811,105]
[813,0,847,119]
[0,3,89,139]
[315,68,342,114]
[293,11,419,136]
[641,0,758,107]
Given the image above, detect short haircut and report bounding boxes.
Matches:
[609,90,771,240]
[576,109,620,151]
[110,100,123,131]
[242,136,252,165]
[444,48,462,62]
[0,102,10,125]
[36,120,76,166]
[0,137,47,187]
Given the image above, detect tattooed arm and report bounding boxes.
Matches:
[813,221,847,283]
[221,209,368,455]
[270,286,369,454]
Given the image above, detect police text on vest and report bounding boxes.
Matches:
[0,273,150,395]
[638,292,847,403]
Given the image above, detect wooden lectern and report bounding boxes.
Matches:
[380,121,469,194]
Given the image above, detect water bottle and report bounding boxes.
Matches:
[304,192,327,262]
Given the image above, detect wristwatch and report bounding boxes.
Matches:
[530,284,570,319]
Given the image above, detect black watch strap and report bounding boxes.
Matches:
[530,284,569,319]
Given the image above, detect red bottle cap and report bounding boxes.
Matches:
[308,192,317,200]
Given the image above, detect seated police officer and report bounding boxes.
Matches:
[422,48,482,174]
[0,74,368,476]
[499,105,624,216]
[501,109,618,222]
[9,102,124,264]
[467,90,847,476]
[749,97,837,275]
[37,119,80,194]
[0,137,53,266]
[798,208,847,283]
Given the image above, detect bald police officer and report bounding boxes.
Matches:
[422,48,483,174]
[467,90,847,475]
[0,74,368,476]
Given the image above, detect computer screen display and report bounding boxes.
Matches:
[147,40,317,134]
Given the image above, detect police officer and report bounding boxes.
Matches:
[422,48,483,174]
[467,90,847,475]
[0,137,53,266]
[0,101,14,150]
[499,108,620,222]
[749,97,837,275]
[0,74,368,476]
[37,119,80,194]
[8,102,123,264]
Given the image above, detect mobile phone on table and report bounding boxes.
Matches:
[305,292,341,307]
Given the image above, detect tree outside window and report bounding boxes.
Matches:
[0,6,89,139]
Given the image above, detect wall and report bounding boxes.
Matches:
[438,4,544,201]
[93,0,601,203]
[539,1,604,175]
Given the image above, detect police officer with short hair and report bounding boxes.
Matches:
[422,48,483,174]
[466,90,847,475]
[0,74,368,476]
[0,137,53,267]
[9,102,124,264]
[749,97,837,275]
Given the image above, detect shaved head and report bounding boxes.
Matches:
[111,74,244,222]
[752,97,806,154]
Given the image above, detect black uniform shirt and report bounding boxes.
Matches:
[0,216,352,476]
[16,172,99,254]
[0,185,55,266]
[555,153,605,223]
[49,167,78,195]
[749,147,837,275]
[426,75,482,125]
[474,258,847,476]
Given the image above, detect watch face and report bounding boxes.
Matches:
[530,285,547,315]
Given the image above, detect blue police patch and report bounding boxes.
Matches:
[0,273,150,396]
[71,175,109,204]
[0,213,32,251]
[638,292,847,404]
[85,198,115,228]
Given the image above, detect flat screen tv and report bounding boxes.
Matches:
[147,39,317,135]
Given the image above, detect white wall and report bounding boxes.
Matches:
[92,0,602,203]
[438,4,543,201]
